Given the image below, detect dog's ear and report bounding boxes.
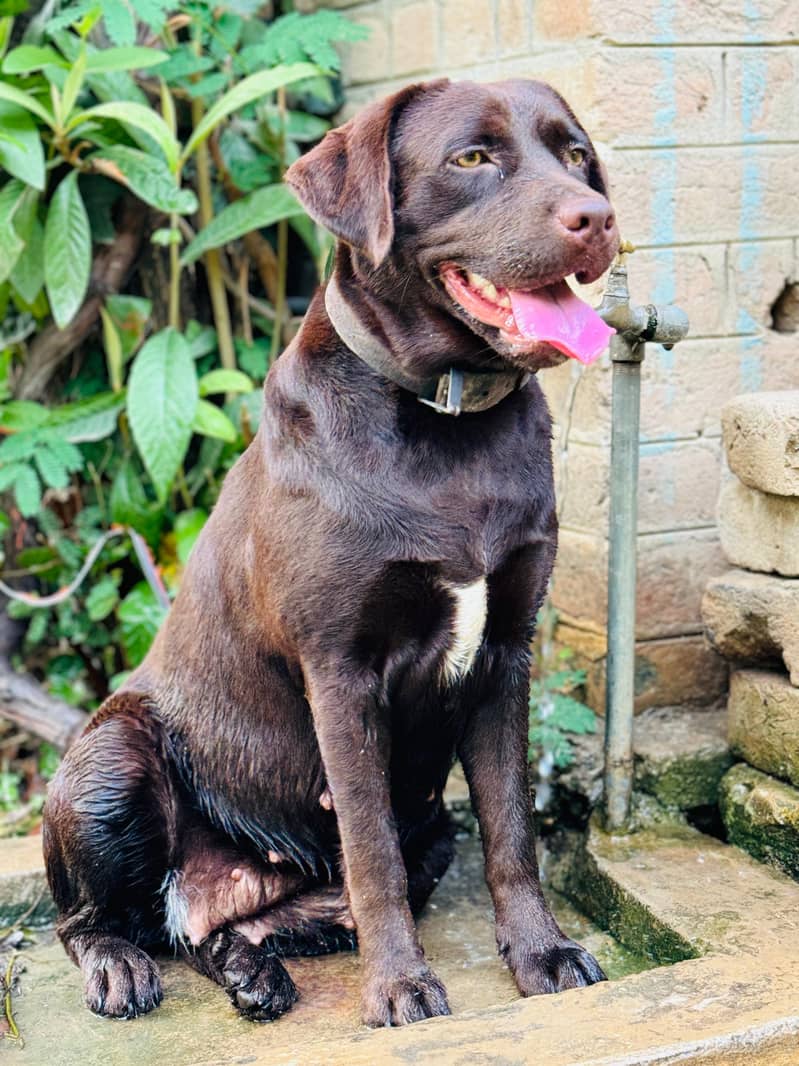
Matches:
[285,80,448,268]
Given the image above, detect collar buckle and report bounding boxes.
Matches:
[418,368,464,416]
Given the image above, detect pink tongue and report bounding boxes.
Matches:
[508,281,614,365]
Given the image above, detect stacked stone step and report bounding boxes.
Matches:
[701,391,799,880]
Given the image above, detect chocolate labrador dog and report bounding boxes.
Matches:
[43,78,618,1027]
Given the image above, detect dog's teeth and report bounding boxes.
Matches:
[482,281,499,302]
[496,292,511,308]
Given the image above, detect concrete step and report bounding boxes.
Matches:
[719,762,799,881]
[702,568,799,685]
[722,390,799,497]
[728,668,799,788]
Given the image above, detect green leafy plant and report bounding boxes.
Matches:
[529,603,597,771]
[0,0,368,770]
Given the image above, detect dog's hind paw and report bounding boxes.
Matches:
[222,945,298,1022]
[362,965,450,1027]
[81,937,163,1019]
[511,939,607,996]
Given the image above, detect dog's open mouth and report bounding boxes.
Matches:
[440,264,614,366]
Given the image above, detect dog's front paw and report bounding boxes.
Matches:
[362,964,450,1027]
[82,937,163,1019]
[508,938,607,996]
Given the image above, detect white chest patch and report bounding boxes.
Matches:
[441,577,488,684]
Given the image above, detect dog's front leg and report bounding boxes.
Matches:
[307,669,450,1027]
[459,646,607,995]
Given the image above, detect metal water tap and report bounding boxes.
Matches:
[597,244,690,832]
[597,246,690,360]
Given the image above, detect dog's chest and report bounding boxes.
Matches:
[439,577,488,684]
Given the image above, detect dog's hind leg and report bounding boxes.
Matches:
[403,808,456,917]
[43,693,175,1018]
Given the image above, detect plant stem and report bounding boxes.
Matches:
[168,212,181,329]
[270,86,289,365]
[191,99,236,371]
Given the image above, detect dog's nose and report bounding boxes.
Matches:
[556,198,616,243]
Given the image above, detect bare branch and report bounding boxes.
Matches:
[0,659,87,752]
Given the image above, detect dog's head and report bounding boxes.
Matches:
[286,79,619,371]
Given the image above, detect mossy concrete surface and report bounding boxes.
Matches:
[719,762,799,880]
[633,706,732,809]
[6,822,799,1063]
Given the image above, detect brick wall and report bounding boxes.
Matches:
[303,0,799,711]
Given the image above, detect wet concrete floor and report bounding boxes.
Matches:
[4,832,651,1065]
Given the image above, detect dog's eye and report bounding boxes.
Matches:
[453,150,489,168]
[567,146,587,166]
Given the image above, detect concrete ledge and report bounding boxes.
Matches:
[0,835,53,928]
[6,824,799,1064]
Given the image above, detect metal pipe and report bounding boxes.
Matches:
[596,254,689,830]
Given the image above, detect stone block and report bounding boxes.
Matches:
[390,1,437,76]
[555,623,728,715]
[497,0,528,55]
[721,391,799,497]
[726,240,796,337]
[720,762,799,882]
[610,145,799,248]
[702,568,799,685]
[638,334,799,444]
[441,0,496,68]
[587,49,723,150]
[340,5,389,87]
[633,707,732,809]
[725,48,799,142]
[728,669,799,788]
[718,478,799,576]
[553,528,728,640]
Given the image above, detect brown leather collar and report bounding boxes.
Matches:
[324,276,529,416]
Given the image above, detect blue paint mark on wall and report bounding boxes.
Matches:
[736,26,766,392]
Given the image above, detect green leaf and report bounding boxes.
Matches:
[0,178,26,283]
[105,294,150,360]
[109,458,163,546]
[0,399,48,432]
[0,102,45,188]
[118,580,167,667]
[43,391,126,442]
[85,572,120,621]
[181,62,319,162]
[44,171,91,328]
[181,184,304,266]
[85,46,168,73]
[150,226,180,246]
[184,321,217,359]
[100,305,123,392]
[12,461,41,516]
[35,445,69,488]
[549,695,597,735]
[2,44,68,73]
[192,398,237,442]
[60,42,86,120]
[102,0,136,46]
[71,100,180,172]
[174,507,207,564]
[10,213,44,303]
[89,144,197,214]
[0,81,54,127]
[198,368,253,396]
[127,328,198,502]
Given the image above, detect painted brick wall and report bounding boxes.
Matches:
[301,0,799,710]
